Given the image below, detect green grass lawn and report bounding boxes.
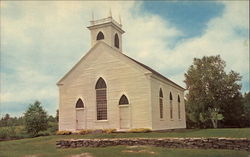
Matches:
[0,128,250,157]
[60,128,250,139]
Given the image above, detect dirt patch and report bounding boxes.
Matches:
[122,146,156,155]
[24,155,41,157]
[123,149,156,154]
[126,145,148,149]
[69,152,94,157]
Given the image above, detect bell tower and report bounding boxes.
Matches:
[87,15,125,52]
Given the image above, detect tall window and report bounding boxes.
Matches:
[178,95,181,119]
[76,98,84,108]
[97,32,104,40]
[119,95,129,105]
[114,34,119,48]
[159,88,163,119]
[170,92,173,119]
[95,77,107,120]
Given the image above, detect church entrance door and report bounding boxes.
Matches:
[76,109,85,130]
[119,106,130,129]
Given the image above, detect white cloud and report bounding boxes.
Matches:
[0,1,249,116]
[170,1,249,85]
[124,1,249,89]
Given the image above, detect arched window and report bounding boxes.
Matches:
[178,95,181,119]
[95,77,106,89]
[96,32,104,40]
[170,92,173,119]
[159,88,163,119]
[76,98,84,108]
[119,95,129,105]
[114,34,119,48]
[95,77,107,120]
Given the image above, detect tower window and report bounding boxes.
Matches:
[114,34,119,48]
[97,32,104,40]
[95,77,107,120]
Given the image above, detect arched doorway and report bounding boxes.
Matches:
[119,95,130,129]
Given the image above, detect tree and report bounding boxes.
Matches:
[242,92,250,126]
[24,101,48,136]
[184,55,244,128]
[56,109,59,122]
[208,108,224,128]
[0,114,24,127]
[0,114,10,126]
[48,115,56,122]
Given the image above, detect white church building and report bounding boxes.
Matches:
[57,16,186,131]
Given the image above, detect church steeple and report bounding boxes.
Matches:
[87,16,125,52]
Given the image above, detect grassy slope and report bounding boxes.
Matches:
[0,128,250,157]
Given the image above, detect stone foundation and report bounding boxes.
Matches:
[56,138,250,151]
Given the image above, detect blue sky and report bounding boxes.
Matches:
[141,1,226,51]
[143,1,224,39]
[0,1,249,117]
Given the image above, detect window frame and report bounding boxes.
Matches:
[96,31,104,40]
[170,92,173,120]
[95,77,107,121]
[119,94,129,105]
[114,33,119,48]
[159,88,163,119]
[75,98,84,109]
[178,95,181,120]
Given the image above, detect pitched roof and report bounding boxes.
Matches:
[121,53,185,90]
[57,41,185,90]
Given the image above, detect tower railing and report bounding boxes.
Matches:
[90,17,122,28]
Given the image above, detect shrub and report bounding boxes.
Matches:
[0,126,18,140]
[47,122,58,135]
[0,127,9,140]
[103,128,116,134]
[56,130,72,135]
[8,126,17,138]
[0,125,32,140]
[129,128,151,133]
[15,126,32,139]
[78,129,93,135]
[37,130,52,136]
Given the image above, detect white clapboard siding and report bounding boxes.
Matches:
[58,42,152,131]
[58,42,186,131]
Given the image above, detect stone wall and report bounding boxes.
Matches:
[56,138,250,151]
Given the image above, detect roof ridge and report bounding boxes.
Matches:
[121,53,185,90]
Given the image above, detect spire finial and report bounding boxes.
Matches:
[109,8,112,18]
[119,14,122,25]
[91,10,94,21]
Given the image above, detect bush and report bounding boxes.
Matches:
[103,128,116,134]
[0,127,9,140]
[47,122,58,135]
[78,129,93,135]
[56,130,72,135]
[129,128,151,133]
[0,126,29,140]
[37,130,51,136]
[5,126,16,139]
[0,126,18,140]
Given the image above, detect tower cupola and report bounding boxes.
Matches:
[87,16,125,52]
